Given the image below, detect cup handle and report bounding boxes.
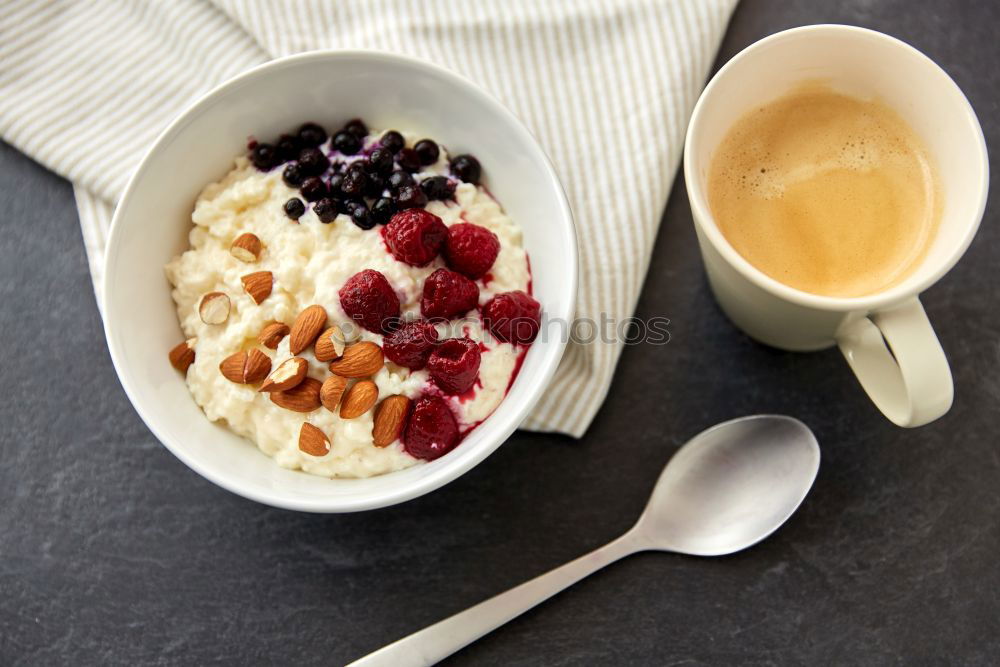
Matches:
[836,297,953,427]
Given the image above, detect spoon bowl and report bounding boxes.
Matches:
[637,415,820,556]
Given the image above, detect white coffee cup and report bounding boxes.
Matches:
[684,25,988,427]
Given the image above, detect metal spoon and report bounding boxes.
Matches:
[349,415,820,667]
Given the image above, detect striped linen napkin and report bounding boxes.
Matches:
[0,0,737,437]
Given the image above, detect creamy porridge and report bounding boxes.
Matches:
[165,120,541,478]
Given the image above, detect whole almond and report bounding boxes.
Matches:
[243,349,272,383]
[230,233,263,263]
[259,357,308,392]
[372,395,410,447]
[168,338,197,373]
[340,380,378,419]
[289,305,327,355]
[258,322,290,349]
[320,375,348,412]
[298,423,331,457]
[219,349,271,384]
[242,271,273,305]
[270,377,322,412]
[199,292,230,325]
[329,342,383,378]
[314,325,346,362]
[219,351,246,383]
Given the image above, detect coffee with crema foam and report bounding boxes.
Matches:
[707,84,940,298]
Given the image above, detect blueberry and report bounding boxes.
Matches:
[344,118,368,139]
[298,147,329,176]
[395,184,428,210]
[314,198,339,223]
[397,147,422,172]
[298,122,327,146]
[450,154,481,184]
[333,131,362,155]
[414,139,440,166]
[284,197,305,220]
[420,176,455,201]
[350,202,375,230]
[364,173,386,198]
[340,168,368,197]
[328,172,344,197]
[387,170,415,192]
[276,134,301,162]
[300,176,328,202]
[367,147,394,176]
[371,197,396,225]
[282,163,305,187]
[250,143,277,170]
[380,130,405,154]
[346,160,367,174]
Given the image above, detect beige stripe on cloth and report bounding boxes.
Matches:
[0,0,738,436]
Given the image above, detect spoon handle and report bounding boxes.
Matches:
[347,531,642,667]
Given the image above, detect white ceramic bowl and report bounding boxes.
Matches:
[103,51,577,512]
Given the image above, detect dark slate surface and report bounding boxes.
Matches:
[2,1,998,664]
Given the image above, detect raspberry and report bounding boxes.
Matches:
[482,291,541,344]
[403,396,459,461]
[383,321,439,370]
[338,269,401,334]
[428,338,481,394]
[382,209,447,266]
[421,268,479,320]
[444,223,500,279]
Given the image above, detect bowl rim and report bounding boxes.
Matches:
[102,49,578,512]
